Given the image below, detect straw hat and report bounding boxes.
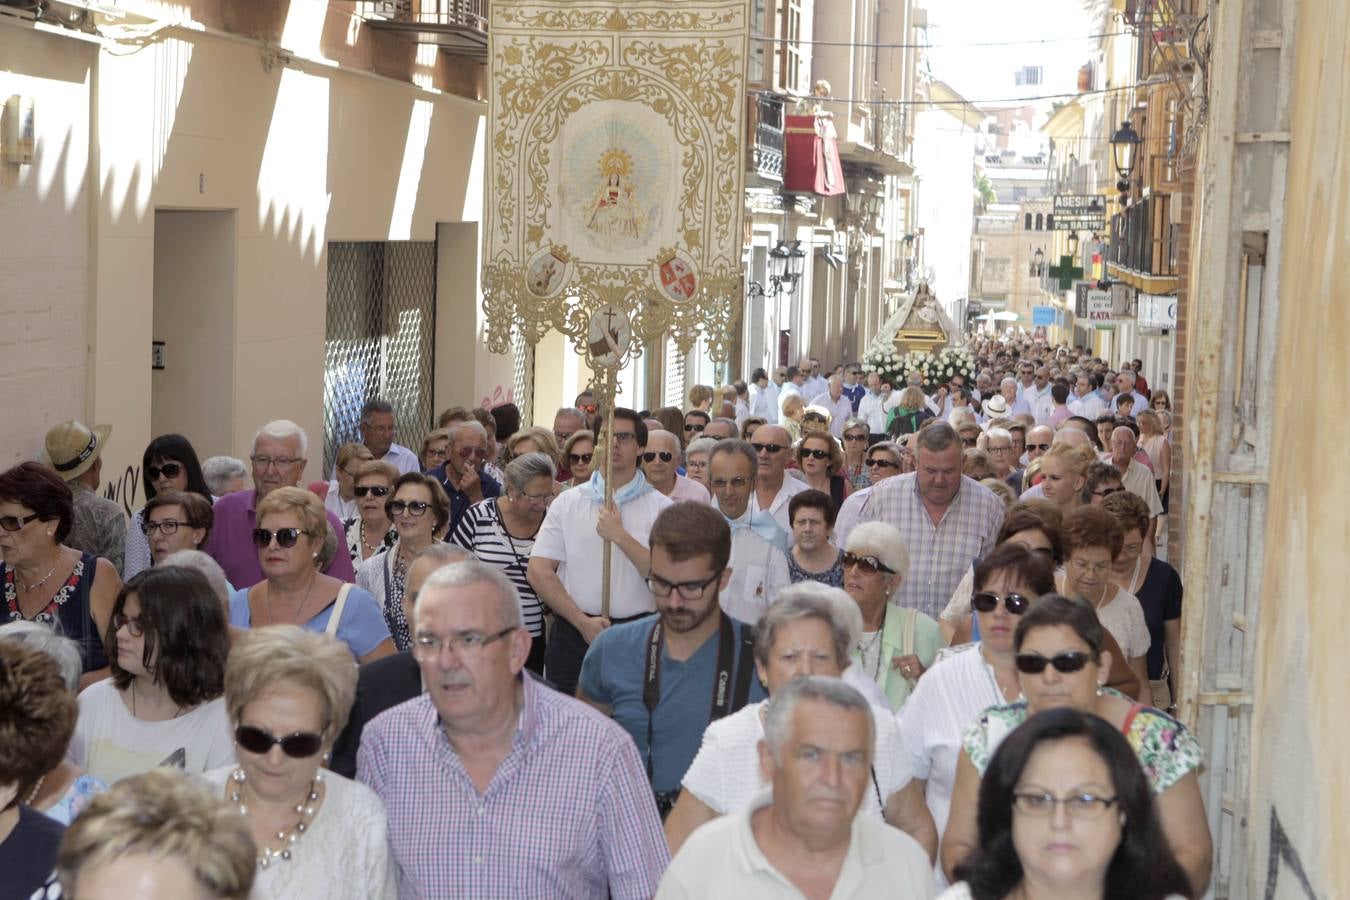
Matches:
[981,395,1010,418]
[40,420,112,481]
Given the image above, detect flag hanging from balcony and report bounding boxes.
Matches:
[784,111,845,196]
[480,0,752,366]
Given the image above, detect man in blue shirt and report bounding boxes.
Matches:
[842,364,866,413]
[428,420,501,536]
[578,502,765,815]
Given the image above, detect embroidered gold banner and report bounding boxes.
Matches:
[481,0,750,367]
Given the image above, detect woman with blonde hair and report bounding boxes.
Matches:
[795,432,849,509]
[688,384,715,412]
[418,427,451,473]
[503,426,562,471]
[1036,443,1096,514]
[780,393,807,444]
[1137,409,1172,512]
[886,385,934,437]
[561,430,596,488]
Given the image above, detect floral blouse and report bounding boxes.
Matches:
[962,688,1203,794]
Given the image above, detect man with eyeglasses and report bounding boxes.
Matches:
[359,559,669,898]
[643,429,710,503]
[356,398,420,475]
[428,420,501,538]
[745,424,808,547]
[205,419,356,588]
[703,417,739,441]
[706,441,789,623]
[528,408,673,697]
[833,441,904,550]
[578,502,766,822]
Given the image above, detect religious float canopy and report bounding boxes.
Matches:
[480,0,752,370]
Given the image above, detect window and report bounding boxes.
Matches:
[1035,213,1044,230]
[780,0,806,94]
[1046,214,1055,230]
[749,0,767,84]
[1025,213,1034,230]
[1014,66,1043,86]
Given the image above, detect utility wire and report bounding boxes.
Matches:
[747,30,1129,50]
[755,84,1140,107]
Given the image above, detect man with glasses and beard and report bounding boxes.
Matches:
[428,421,501,538]
[706,441,790,624]
[643,429,710,503]
[578,503,766,821]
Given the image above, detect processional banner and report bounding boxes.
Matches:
[481,0,751,366]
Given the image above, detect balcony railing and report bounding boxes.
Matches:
[1108,197,1178,278]
[750,93,785,182]
[357,0,487,58]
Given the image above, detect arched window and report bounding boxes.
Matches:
[1045,213,1055,230]
[1035,213,1044,230]
[1025,213,1033,230]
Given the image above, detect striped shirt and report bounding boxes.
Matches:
[357,677,669,900]
[450,499,546,636]
[855,473,1004,619]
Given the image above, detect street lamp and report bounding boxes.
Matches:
[1033,247,1044,277]
[1110,120,1142,192]
[748,239,806,298]
[1068,231,1080,257]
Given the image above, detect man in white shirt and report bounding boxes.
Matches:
[1068,372,1106,421]
[1108,425,1164,542]
[643,429,711,504]
[856,373,889,444]
[656,677,935,899]
[747,425,808,545]
[810,375,854,438]
[707,441,790,623]
[528,408,673,696]
[800,358,828,401]
[352,399,421,475]
[999,377,1033,419]
[751,368,785,424]
[777,368,806,420]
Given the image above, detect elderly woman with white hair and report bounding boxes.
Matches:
[663,582,937,860]
[842,521,945,712]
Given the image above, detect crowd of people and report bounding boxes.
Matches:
[0,339,1206,899]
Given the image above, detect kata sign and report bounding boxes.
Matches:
[1086,290,1114,322]
[1053,194,1107,231]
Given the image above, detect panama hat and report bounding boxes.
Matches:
[981,395,1010,418]
[40,420,112,481]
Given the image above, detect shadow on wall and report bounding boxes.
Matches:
[1265,807,1317,899]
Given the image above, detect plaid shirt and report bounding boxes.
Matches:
[358,675,668,900]
[855,473,1005,619]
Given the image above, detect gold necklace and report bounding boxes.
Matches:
[265,576,317,627]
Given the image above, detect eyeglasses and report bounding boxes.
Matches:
[362,422,397,434]
[456,446,489,460]
[1027,443,1052,452]
[354,485,390,498]
[841,551,896,576]
[1014,651,1092,675]
[612,432,638,444]
[112,612,144,637]
[843,433,868,443]
[801,448,831,460]
[987,445,1013,454]
[0,513,42,532]
[642,451,674,463]
[145,462,182,481]
[1068,557,1112,577]
[412,627,516,660]
[234,724,325,759]
[971,592,1031,615]
[961,437,978,448]
[709,476,750,490]
[423,447,449,461]
[251,455,301,470]
[646,569,724,600]
[252,527,304,549]
[1012,790,1118,818]
[865,458,899,469]
[568,452,594,465]
[387,500,431,517]
[142,519,186,536]
[516,489,554,504]
[1092,486,1123,498]
[751,442,787,454]
[683,423,706,433]
[579,404,598,415]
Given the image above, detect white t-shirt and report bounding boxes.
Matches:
[69,680,235,785]
[1096,585,1151,661]
[530,482,672,619]
[938,882,1187,900]
[203,767,398,900]
[683,700,913,819]
[723,527,791,625]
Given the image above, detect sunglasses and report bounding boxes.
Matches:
[234,724,325,759]
[456,446,489,459]
[843,433,869,443]
[684,423,706,433]
[801,448,831,460]
[568,452,594,465]
[146,462,182,481]
[252,527,304,548]
[751,442,787,454]
[1027,443,1052,452]
[0,513,41,532]
[354,485,390,498]
[865,458,899,469]
[841,551,896,575]
[112,612,144,637]
[971,592,1031,615]
[1092,486,1123,498]
[1015,651,1092,675]
[642,451,674,463]
[388,500,431,517]
[961,437,979,448]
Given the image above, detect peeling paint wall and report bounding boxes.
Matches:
[1252,0,1350,896]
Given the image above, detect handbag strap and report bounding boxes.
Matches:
[901,605,917,658]
[326,583,353,637]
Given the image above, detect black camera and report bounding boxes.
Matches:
[653,789,680,821]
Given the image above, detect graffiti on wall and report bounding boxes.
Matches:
[480,384,515,411]
[103,465,141,518]
[1264,807,1317,900]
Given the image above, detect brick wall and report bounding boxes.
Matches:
[1166,157,1195,565]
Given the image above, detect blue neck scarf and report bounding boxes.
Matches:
[725,506,789,553]
[585,469,654,506]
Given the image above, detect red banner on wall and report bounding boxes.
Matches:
[784,112,845,196]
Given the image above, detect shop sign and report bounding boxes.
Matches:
[1053,194,1107,231]
[1139,293,1178,329]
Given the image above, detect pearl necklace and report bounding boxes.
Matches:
[229,769,322,869]
[24,773,45,805]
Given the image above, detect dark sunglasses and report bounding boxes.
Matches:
[252,527,303,549]
[801,448,831,460]
[972,592,1031,615]
[1092,486,1123,498]
[112,612,144,637]
[751,442,787,454]
[865,458,899,469]
[961,436,978,447]
[1027,443,1052,452]
[843,433,869,442]
[145,462,183,481]
[387,500,431,517]
[568,452,594,465]
[841,551,896,575]
[684,423,705,433]
[0,513,42,532]
[234,724,325,759]
[642,451,674,463]
[1015,651,1092,675]
[354,485,390,498]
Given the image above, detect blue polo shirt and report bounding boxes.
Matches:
[579,616,765,793]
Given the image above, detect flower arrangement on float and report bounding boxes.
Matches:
[860,345,978,392]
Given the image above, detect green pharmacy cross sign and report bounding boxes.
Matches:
[1049,255,1084,290]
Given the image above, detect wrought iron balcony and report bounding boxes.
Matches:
[1107,197,1179,279]
[750,93,785,183]
[357,0,487,60]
